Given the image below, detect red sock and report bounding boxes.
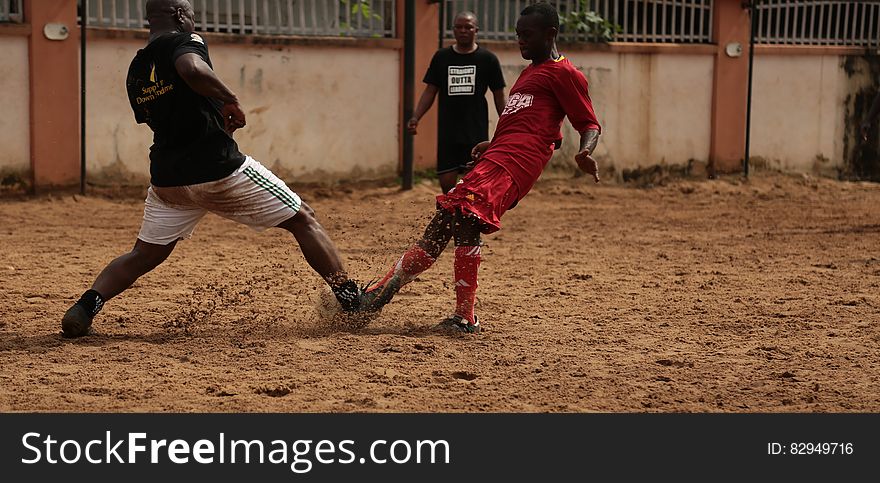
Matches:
[373,244,436,290]
[454,246,481,323]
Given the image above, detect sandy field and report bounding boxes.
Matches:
[0,172,878,412]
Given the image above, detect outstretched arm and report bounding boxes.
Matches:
[861,91,880,142]
[174,52,245,134]
[407,84,439,135]
[575,129,601,183]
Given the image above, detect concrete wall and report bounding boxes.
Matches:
[85,37,400,185]
[490,45,715,175]
[750,55,875,176]
[0,35,30,176]
[1,25,875,187]
[85,38,152,184]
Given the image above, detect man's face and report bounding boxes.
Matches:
[453,15,478,45]
[176,2,196,32]
[516,14,552,60]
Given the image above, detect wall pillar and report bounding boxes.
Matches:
[411,0,440,171]
[26,0,80,190]
[709,0,751,175]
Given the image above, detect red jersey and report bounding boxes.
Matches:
[481,56,601,198]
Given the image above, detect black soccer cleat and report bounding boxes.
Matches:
[358,275,403,313]
[434,314,481,334]
[61,303,94,338]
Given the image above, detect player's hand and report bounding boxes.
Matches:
[470,141,491,161]
[861,122,871,142]
[406,117,419,135]
[575,150,600,183]
[222,101,246,135]
[466,141,491,170]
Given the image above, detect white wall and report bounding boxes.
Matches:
[750,55,869,174]
[491,46,715,174]
[3,33,872,184]
[0,36,30,174]
[85,38,400,184]
[85,39,153,183]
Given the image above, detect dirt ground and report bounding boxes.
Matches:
[0,171,878,412]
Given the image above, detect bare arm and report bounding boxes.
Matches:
[492,88,507,116]
[174,52,245,134]
[861,91,880,142]
[407,84,439,135]
[575,129,601,183]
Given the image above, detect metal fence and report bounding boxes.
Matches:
[1,0,23,22]
[755,0,880,48]
[82,0,395,37]
[443,0,714,43]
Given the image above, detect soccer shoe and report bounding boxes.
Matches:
[61,303,94,338]
[435,314,481,334]
[359,275,403,313]
[334,281,366,313]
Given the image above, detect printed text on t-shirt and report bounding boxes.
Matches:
[501,92,534,115]
[448,66,476,96]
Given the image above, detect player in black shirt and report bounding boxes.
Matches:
[407,11,507,193]
[61,0,367,338]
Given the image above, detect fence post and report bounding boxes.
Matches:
[709,0,752,176]
[26,0,81,192]
[403,0,415,190]
[400,0,440,188]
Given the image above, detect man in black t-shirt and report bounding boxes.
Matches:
[61,0,368,338]
[407,11,506,193]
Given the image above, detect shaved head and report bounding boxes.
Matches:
[454,11,477,25]
[146,0,191,22]
[145,0,195,34]
[452,11,479,49]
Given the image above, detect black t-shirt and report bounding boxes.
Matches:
[424,46,505,145]
[127,32,245,187]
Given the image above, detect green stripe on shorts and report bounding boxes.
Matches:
[243,166,301,212]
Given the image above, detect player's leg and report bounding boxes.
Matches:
[437,142,469,194]
[440,212,483,333]
[61,186,202,338]
[92,239,178,299]
[61,239,178,338]
[435,161,518,334]
[275,203,362,311]
[438,171,459,194]
[212,157,364,311]
[361,208,455,311]
[417,207,456,258]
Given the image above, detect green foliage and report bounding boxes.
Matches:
[395,168,439,187]
[560,0,621,43]
[339,0,382,33]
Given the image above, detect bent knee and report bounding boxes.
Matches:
[282,203,323,233]
[131,242,174,270]
[292,206,318,227]
[299,202,316,219]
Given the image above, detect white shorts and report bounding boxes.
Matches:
[138,157,302,245]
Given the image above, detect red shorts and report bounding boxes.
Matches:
[435,160,519,234]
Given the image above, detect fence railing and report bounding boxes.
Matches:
[443,0,714,44]
[755,0,880,48]
[82,0,395,38]
[1,0,23,23]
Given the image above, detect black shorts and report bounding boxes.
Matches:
[437,141,478,175]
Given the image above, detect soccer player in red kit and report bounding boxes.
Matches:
[362,2,601,333]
